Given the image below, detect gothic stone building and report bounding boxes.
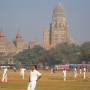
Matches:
[43,3,71,49]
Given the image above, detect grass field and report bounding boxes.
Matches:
[0,70,90,90]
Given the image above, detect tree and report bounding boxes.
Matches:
[80,42,90,63]
[14,46,46,65]
[54,43,81,64]
[14,43,81,66]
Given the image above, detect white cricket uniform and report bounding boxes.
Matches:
[51,68,53,74]
[63,70,66,81]
[74,68,77,78]
[2,68,8,82]
[27,70,41,90]
[83,68,86,79]
[20,68,26,80]
[80,69,82,74]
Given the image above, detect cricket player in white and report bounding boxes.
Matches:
[74,68,78,79]
[79,68,82,74]
[63,68,66,81]
[20,68,26,80]
[1,67,8,82]
[27,65,42,90]
[83,67,86,79]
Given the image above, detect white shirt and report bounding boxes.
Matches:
[20,68,26,74]
[80,69,82,74]
[74,68,77,73]
[30,70,41,82]
[63,70,66,76]
[4,68,7,74]
[83,68,86,72]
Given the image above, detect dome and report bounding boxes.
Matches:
[0,32,5,37]
[0,32,16,54]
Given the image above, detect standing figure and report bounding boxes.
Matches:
[27,65,42,90]
[51,68,55,74]
[79,67,82,75]
[20,68,26,80]
[74,68,78,79]
[63,68,66,81]
[13,66,16,72]
[1,67,8,82]
[83,67,86,79]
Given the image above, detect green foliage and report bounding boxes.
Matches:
[14,46,46,65]
[14,42,90,66]
[80,42,90,63]
[49,43,81,64]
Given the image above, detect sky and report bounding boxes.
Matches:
[0,0,90,44]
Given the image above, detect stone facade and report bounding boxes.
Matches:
[14,32,28,53]
[0,32,16,64]
[0,31,30,64]
[43,29,51,49]
[43,3,71,49]
[28,40,38,48]
[51,3,68,46]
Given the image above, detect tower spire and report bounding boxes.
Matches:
[58,0,62,6]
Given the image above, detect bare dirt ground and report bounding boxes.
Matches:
[0,70,90,90]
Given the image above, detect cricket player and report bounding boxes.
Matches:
[20,68,26,80]
[51,68,53,74]
[83,67,86,79]
[1,67,8,82]
[27,65,42,90]
[63,68,66,81]
[79,68,82,74]
[51,68,55,74]
[74,68,78,79]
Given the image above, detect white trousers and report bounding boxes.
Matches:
[27,81,36,90]
[2,73,7,82]
[20,73,24,80]
[84,72,86,79]
[64,75,66,81]
[74,73,77,78]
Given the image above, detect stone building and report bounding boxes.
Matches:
[43,3,71,49]
[0,31,29,64]
[0,31,16,64]
[14,32,28,53]
[43,29,51,49]
[28,39,38,49]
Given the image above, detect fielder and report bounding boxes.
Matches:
[74,68,78,79]
[20,68,26,80]
[1,67,8,82]
[51,68,55,74]
[27,65,42,90]
[63,68,66,81]
[83,67,86,79]
[79,68,82,74]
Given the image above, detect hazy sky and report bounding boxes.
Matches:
[0,0,90,44]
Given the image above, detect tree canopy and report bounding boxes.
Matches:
[14,42,90,66]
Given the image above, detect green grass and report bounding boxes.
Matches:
[0,70,90,90]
